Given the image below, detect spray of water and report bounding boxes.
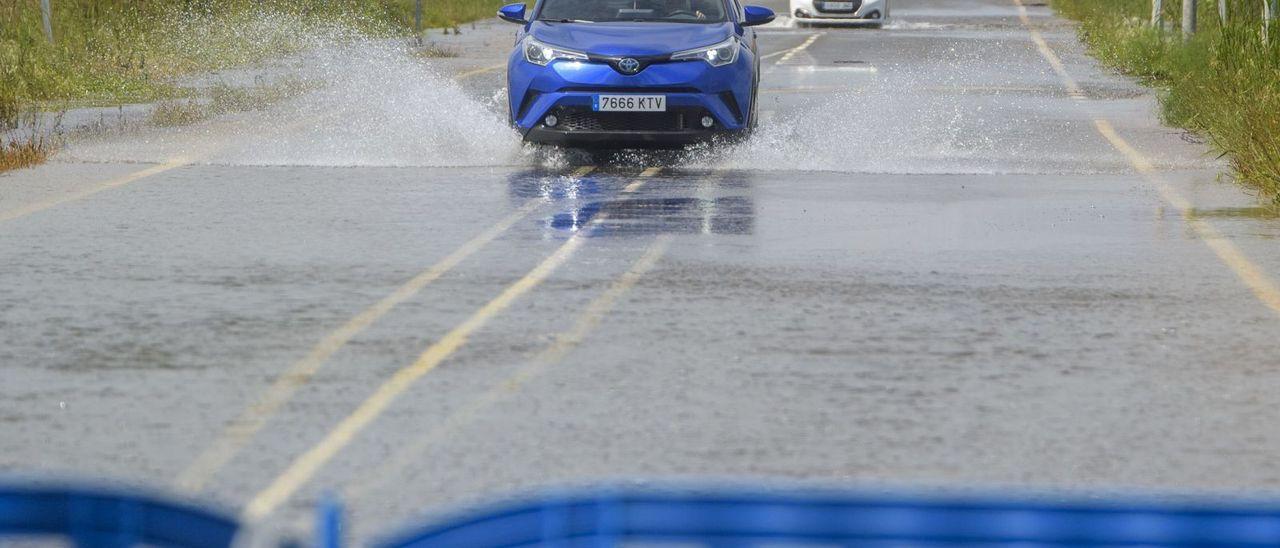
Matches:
[62,11,525,168]
[62,11,1113,175]
[222,41,524,167]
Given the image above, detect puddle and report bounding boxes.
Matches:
[551,197,755,236]
[508,169,756,237]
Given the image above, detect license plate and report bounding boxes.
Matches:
[824,1,854,8]
[593,95,667,112]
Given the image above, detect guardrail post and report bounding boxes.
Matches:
[1152,0,1163,28]
[40,0,53,43]
[1182,0,1196,38]
[1217,0,1226,24]
[1266,0,1276,43]
[414,0,423,36]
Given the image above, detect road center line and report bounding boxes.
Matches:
[1013,0,1085,100]
[771,32,825,66]
[341,233,674,504]
[172,166,596,493]
[241,167,662,521]
[1012,0,1280,316]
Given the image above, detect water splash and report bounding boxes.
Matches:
[62,13,525,168]
[61,12,1108,174]
[221,40,523,167]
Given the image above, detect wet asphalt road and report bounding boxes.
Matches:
[3,0,1280,542]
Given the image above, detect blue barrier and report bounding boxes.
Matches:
[7,482,1280,547]
[377,487,1280,547]
[0,484,240,548]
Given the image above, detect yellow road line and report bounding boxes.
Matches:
[5,62,496,226]
[342,234,673,503]
[1094,120,1280,314]
[1,113,319,225]
[172,166,596,493]
[1012,0,1280,316]
[0,158,190,224]
[456,64,506,80]
[241,167,661,521]
[760,49,791,61]
[774,33,825,66]
[1012,0,1086,100]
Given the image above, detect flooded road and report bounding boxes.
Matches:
[3,0,1280,542]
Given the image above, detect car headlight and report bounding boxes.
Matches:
[670,37,740,67]
[523,37,588,66]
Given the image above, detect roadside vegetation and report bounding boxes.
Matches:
[0,0,506,172]
[1,126,55,172]
[1053,0,1280,204]
[149,78,316,126]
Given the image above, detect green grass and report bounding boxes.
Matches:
[0,0,506,113]
[1053,0,1280,204]
[0,0,507,172]
[0,111,57,172]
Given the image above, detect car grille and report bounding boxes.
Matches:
[815,0,862,12]
[555,108,691,132]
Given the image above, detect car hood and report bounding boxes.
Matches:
[528,22,734,57]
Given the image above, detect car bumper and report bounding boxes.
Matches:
[524,127,733,148]
[790,0,886,20]
[508,50,754,147]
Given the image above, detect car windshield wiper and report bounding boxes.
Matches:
[538,18,595,23]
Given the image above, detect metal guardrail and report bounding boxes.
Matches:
[0,484,239,548]
[1151,0,1280,36]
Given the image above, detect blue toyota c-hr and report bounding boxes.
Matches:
[498,0,775,147]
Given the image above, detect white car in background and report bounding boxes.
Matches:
[790,0,887,27]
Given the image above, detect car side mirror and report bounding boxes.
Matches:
[498,3,528,24]
[742,5,775,26]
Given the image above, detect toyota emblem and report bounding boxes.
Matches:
[617,58,641,74]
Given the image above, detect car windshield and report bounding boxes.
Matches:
[537,0,729,23]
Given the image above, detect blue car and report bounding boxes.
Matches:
[498,0,775,147]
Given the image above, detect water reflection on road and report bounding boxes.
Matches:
[507,169,757,237]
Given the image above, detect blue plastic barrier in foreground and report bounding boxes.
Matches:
[377,487,1280,547]
[0,484,239,548]
[7,483,1280,547]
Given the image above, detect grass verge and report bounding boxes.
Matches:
[1,135,55,172]
[1,0,508,170]
[1053,0,1280,204]
[1,112,58,173]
